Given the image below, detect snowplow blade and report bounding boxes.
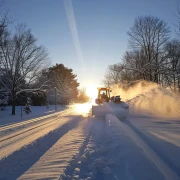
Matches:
[92,102,129,120]
[92,104,109,117]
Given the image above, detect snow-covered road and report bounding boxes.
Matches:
[0,108,75,159]
[0,104,180,180]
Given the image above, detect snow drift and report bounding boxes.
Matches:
[111,81,180,118]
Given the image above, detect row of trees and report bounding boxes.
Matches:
[104,13,180,93]
[0,15,80,115]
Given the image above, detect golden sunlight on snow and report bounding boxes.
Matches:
[75,103,92,114]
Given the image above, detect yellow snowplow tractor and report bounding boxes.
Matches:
[92,87,129,119]
[95,87,122,104]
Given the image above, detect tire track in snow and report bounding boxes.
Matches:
[60,116,94,179]
[0,118,57,143]
[0,115,81,180]
[106,114,179,180]
[0,108,73,132]
[0,110,76,159]
[18,115,92,180]
[62,117,117,180]
[0,118,59,159]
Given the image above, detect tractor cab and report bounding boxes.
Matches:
[95,87,111,104]
[95,87,121,104]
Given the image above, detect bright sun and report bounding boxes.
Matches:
[74,84,98,114]
[86,84,97,100]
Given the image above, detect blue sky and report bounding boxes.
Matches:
[4,0,178,88]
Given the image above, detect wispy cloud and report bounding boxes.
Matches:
[63,0,84,64]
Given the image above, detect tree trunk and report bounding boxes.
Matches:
[174,76,176,93]
[149,67,153,81]
[11,90,16,115]
[154,73,158,83]
[12,100,16,115]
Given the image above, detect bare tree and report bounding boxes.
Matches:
[127,15,170,82]
[175,2,180,37]
[163,39,180,92]
[0,24,49,115]
[103,63,136,86]
[122,49,148,80]
[103,64,123,86]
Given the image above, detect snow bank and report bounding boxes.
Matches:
[111,81,180,118]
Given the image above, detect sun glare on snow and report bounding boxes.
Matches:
[75,103,91,114]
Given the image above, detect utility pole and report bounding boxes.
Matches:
[21,105,23,119]
[55,87,57,111]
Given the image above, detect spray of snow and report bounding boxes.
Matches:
[111,80,180,118]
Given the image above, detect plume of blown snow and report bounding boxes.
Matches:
[110,80,180,118]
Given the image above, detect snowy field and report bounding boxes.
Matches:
[0,82,180,180]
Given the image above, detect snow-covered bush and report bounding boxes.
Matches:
[23,97,32,114]
[23,105,32,114]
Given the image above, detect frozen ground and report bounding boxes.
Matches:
[0,83,180,180]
